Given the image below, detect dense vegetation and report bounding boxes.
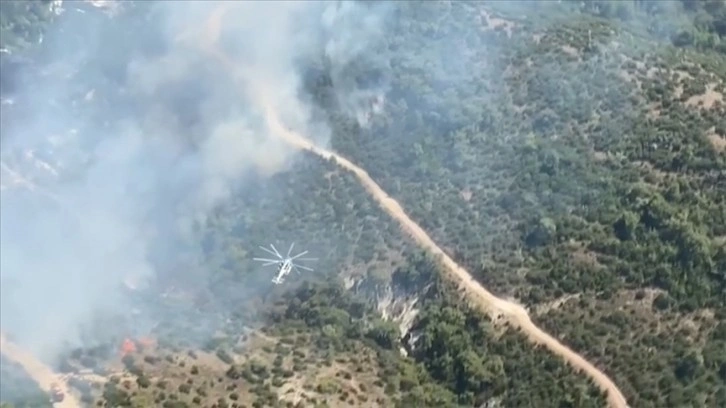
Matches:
[176,154,608,407]
[307,1,726,407]
[2,1,725,407]
[41,157,605,408]
[581,0,726,52]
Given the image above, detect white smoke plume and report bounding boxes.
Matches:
[0,0,392,364]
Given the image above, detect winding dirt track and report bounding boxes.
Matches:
[0,5,627,408]
[0,334,81,408]
[197,5,629,408]
[263,102,629,408]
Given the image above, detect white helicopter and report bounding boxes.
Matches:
[253,242,317,285]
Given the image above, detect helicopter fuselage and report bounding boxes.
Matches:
[272,260,293,284]
[254,243,316,285]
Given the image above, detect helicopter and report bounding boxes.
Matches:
[253,242,317,285]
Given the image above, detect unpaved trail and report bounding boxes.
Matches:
[0,334,81,408]
[191,5,629,408]
[0,4,627,407]
[261,103,630,408]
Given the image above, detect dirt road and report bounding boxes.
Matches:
[0,334,81,408]
[261,101,629,408]
[0,5,627,408]
[194,5,629,408]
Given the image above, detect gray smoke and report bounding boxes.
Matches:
[0,0,392,364]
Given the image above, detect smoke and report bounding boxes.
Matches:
[320,1,393,127]
[0,0,392,364]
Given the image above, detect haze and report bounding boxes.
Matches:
[0,0,391,364]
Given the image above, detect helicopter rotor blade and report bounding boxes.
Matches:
[259,246,280,258]
[290,250,309,260]
[287,242,294,257]
[253,257,281,263]
[270,244,283,258]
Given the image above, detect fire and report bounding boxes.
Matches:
[120,338,136,356]
[120,337,157,357]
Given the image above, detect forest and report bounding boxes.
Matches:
[1,1,725,408]
[308,1,725,407]
[314,1,724,407]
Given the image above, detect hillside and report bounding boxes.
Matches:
[1,1,725,408]
[312,2,726,408]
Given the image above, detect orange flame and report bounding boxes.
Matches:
[120,338,136,356]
